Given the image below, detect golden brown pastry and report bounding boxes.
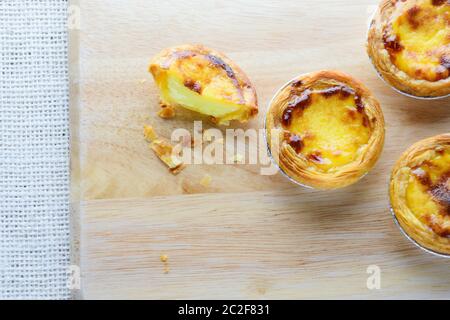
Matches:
[367,0,450,98]
[149,44,258,125]
[390,134,450,256]
[265,70,385,190]
[143,125,185,175]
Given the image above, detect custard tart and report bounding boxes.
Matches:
[149,44,258,125]
[390,134,450,256]
[265,70,385,190]
[367,0,450,98]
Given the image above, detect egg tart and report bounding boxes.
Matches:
[265,70,385,190]
[149,44,258,125]
[367,0,450,98]
[390,134,450,256]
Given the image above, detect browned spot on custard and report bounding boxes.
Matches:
[383,32,404,54]
[355,96,364,113]
[205,54,236,81]
[406,6,421,29]
[441,55,450,70]
[250,108,259,117]
[321,86,343,98]
[436,68,449,81]
[431,0,447,6]
[415,69,424,78]
[205,54,247,104]
[184,79,202,94]
[412,167,433,186]
[308,151,325,164]
[362,116,370,128]
[424,214,450,237]
[291,79,303,88]
[320,85,355,99]
[430,172,450,216]
[437,54,450,81]
[347,108,357,120]
[281,89,312,127]
[284,133,304,153]
[412,167,450,229]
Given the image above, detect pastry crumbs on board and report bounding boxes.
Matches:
[150,139,185,175]
[143,124,158,142]
[200,174,212,187]
[144,124,185,175]
[158,105,176,119]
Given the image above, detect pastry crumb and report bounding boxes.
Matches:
[143,124,158,142]
[200,174,212,187]
[170,163,186,175]
[151,139,185,175]
[139,78,147,84]
[158,105,176,119]
[144,126,185,175]
[160,254,170,274]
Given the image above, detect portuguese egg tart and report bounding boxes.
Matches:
[265,70,385,190]
[367,0,450,98]
[390,134,450,256]
[149,44,258,125]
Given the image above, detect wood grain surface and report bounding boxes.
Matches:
[70,0,450,299]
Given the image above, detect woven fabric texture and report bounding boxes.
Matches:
[0,0,70,299]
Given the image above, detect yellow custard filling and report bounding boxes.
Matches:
[387,0,450,81]
[282,87,371,172]
[406,149,450,237]
[160,73,244,119]
[150,47,257,124]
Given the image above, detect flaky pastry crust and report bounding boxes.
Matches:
[367,0,450,98]
[390,134,450,256]
[266,70,385,190]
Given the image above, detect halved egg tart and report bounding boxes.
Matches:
[390,134,450,256]
[265,71,385,190]
[149,44,258,125]
[367,0,450,98]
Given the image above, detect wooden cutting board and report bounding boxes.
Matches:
[70,0,450,299]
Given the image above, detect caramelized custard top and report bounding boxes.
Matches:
[407,148,450,238]
[281,84,372,172]
[161,50,249,105]
[383,0,450,81]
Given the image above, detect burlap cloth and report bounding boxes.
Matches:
[0,0,70,299]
